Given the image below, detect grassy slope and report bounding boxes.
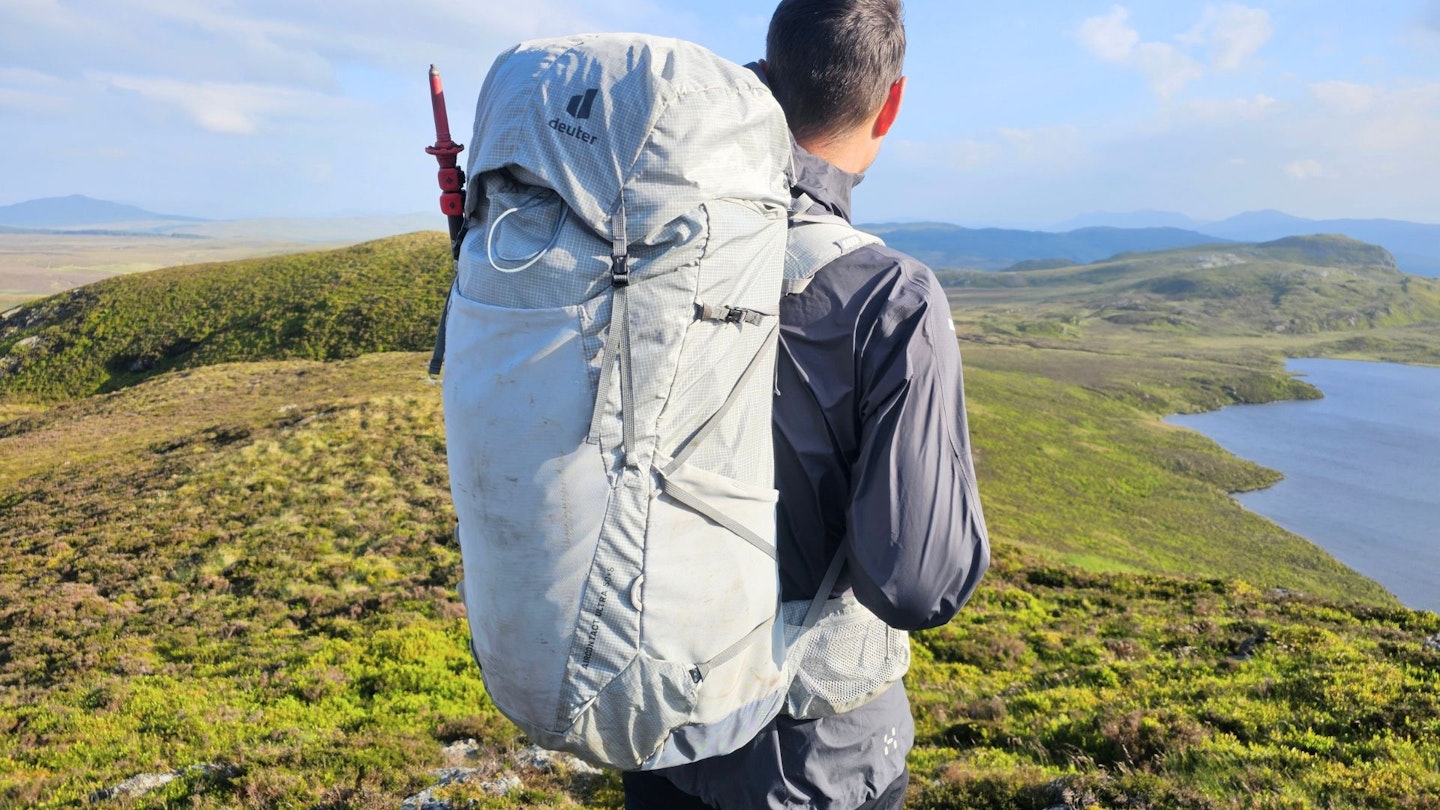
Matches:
[4,233,1440,806]
[0,233,451,401]
[2,354,1436,808]
[961,366,1389,604]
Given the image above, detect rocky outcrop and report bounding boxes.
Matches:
[400,741,603,810]
[90,764,234,803]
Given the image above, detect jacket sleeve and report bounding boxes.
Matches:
[843,264,989,631]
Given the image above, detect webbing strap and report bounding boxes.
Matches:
[782,194,883,297]
[428,285,454,376]
[694,613,773,681]
[663,326,779,476]
[587,293,625,443]
[587,198,637,468]
[783,220,882,297]
[613,201,638,469]
[695,303,771,326]
[658,475,776,561]
[801,549,848,630]
[616,288,637,468]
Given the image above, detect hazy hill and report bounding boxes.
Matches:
[157,213,442,243]
[1049,209,1204,231]
[1204,211,1440,278]
[857,222,1225,271]
[0,194,201,227]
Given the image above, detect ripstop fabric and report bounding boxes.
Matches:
[442,33,793,770]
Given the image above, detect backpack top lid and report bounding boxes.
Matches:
[463,33,791,245]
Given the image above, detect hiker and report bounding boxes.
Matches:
[620,1,991,808]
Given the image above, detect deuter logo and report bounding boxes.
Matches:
[566,88,599,119]
[547,88,602,145]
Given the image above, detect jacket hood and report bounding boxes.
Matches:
[789,141,864,223]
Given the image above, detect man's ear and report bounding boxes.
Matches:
[873,77,906,137]
[757,59,768,78]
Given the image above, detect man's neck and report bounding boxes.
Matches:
[796,130,880,175]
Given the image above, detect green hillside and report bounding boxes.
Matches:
[0,232,452,401]
[951,235,1440,336]
[3,233,1440,806]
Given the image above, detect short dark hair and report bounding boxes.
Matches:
[765,0,906,144]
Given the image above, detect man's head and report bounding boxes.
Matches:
[765,0,906,168]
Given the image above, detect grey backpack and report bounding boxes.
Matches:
[443,34,792,770]
[442,33,911,771]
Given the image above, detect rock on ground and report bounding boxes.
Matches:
[90,764,232,803]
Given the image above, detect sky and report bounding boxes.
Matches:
[2,0,1439,226]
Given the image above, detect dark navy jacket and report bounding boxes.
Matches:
[652,144,991,809]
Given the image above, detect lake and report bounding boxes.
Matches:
[1168,358,1440,614]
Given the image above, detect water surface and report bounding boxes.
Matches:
[1168,358,1440,613]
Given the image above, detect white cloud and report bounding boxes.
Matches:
[0,0,78,28]
[892,138,1001,172]
[1284,159,1332,180]
[1311,81,1377,115]
[0,67,62,86]
[1134,42,1206,99]
[1077,6,1211,99]
[1180,94,1277,121]
[1077,4,1274,100]
[894,125,1088,175]
[1318,82,1440,155]
[0,68,66,112]
[93,73,353,135]
[999,125,1087,167]
[1181,4,1274,71]
[1077,5,1139,63]
[0,87,65,112]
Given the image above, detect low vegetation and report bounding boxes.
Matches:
[908,554,1440,809]
[3,232,1438,806]
[0,233,451,401]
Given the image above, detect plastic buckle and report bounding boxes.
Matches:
[611,254,629,287]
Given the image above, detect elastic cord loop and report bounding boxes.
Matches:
[486,197,568,274]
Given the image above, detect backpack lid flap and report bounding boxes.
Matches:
[465,34,791,245]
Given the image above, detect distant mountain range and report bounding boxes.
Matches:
[6,196,1437,278]
[0,194,202,227]
[0,195,435,243]
[857,223,1227,272]
[1049,209,1440,277]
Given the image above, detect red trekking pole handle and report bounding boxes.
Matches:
[425,64,466,252]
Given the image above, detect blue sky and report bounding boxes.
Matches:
[2,1,1438,226]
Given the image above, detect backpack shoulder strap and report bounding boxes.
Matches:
[783,198,883,296]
